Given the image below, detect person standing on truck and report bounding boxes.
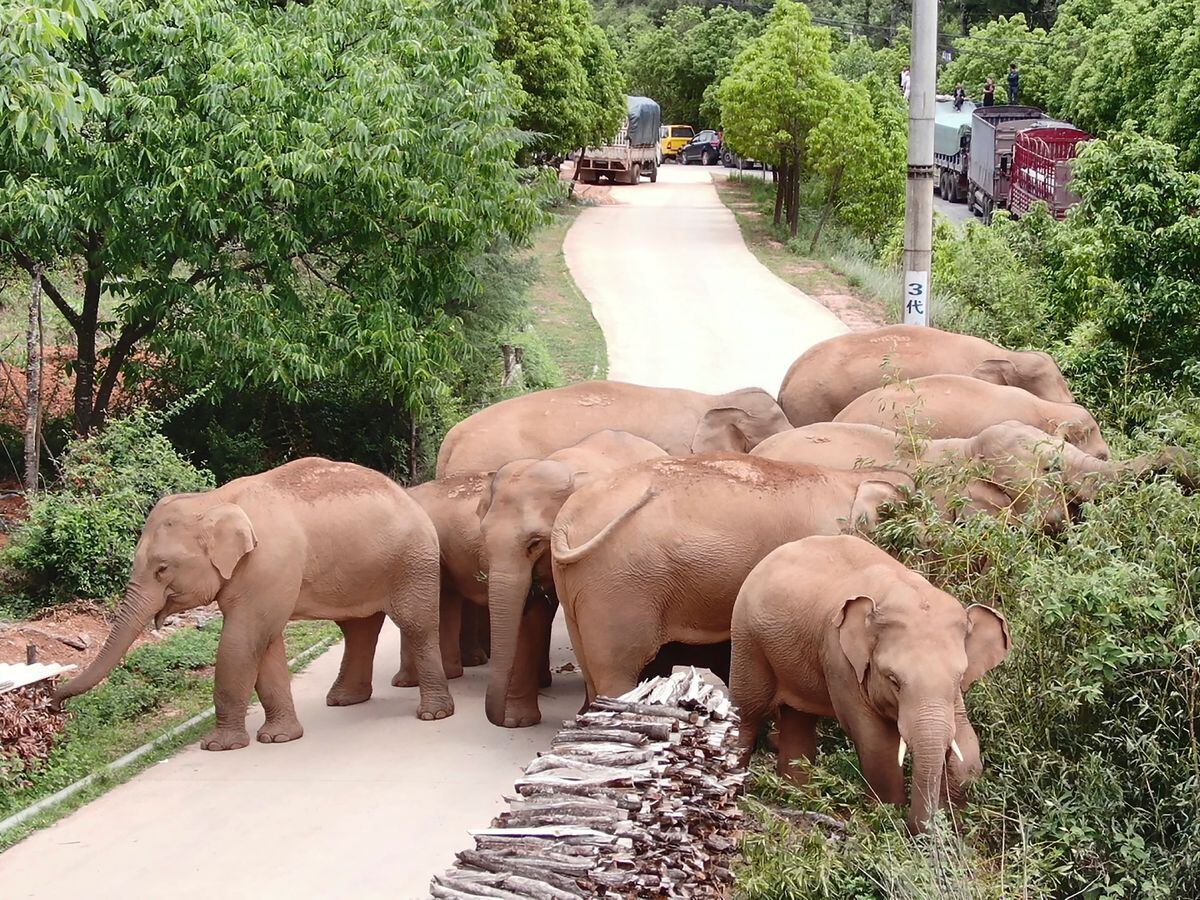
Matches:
[953,83,967,110]
[1008,63,1020,104]
[900,67,910,100]
[982,75,996,107]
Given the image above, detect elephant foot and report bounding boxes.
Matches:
[257,719,304,744]
[538,668,553,689]
[326,683,373,706]
[500,703,542,728]
[201,727,250,752]
[392,667,418,688]
[461,648,489,667]
[417,695,455,721]
[444,662,465,680]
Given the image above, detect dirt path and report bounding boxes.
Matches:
[564,164,847,396]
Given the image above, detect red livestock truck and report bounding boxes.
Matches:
[1008,126,1093,220]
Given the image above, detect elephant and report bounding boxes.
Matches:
[549,454,915,719]
[405,474,492,682]
[53,458,452,750]
[777,324,1075,426]
[479,429,667,727]
[833,374,1110,460]
[730,534,1010,834]
[753,420,1190,529]
[436,380,790,477]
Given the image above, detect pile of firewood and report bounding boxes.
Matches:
[430,668,746,899]
[0,681,68,782]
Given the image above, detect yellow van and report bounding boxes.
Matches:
[660,124,695,160]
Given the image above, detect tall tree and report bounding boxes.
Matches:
[1,0,540,436]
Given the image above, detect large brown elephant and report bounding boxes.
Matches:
[753,420,1189,528]
[53,458,452,750]
[479,430,667,727]
[778,324,1075,426]
[549,454,912,717]
[436,380,789,477]
[730,535,1010,834]
[404,474,492,681]
[834,374,1110,459]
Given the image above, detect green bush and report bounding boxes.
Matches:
[1,409,214,610]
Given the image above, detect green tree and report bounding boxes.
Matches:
[496,0,626,158]
[937,14,1054,109]
[717,0,836,236]
[1,0,540,436]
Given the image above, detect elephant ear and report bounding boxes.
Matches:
[970,358,1020,387]
[692,407,751,453]
[847,480,905,532]
[200,504,257,580]
[835,595,877,685]
[962,604,1011,690]
[475,473,497,521]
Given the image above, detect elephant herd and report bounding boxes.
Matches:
[52,325,1190,834]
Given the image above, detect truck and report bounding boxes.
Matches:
[933,98,976,203]
[1008,126,1093,220]
[966,105,1048,223]
[577,96,661,186]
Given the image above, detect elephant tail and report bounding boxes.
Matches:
[552,488,657,566]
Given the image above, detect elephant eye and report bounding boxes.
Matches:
[155,563,169,577]
[887,673,901,688]
[526,536,544,553]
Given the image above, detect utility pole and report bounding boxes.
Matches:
[902,0,937,326]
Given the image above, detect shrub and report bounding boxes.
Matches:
[1,409,214,610]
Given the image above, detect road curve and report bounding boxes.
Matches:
[565,164,847,396]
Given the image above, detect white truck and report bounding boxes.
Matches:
[576,96,661,186]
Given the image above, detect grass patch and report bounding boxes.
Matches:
[0,618,337,850]
[525,204,607,383]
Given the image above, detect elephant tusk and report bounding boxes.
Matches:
[897,738,907,768]
[950,739,964,762]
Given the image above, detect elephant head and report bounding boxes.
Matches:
[691,388,792,453]
[54,496,257,704]
[478,458,575,727]
[836,593,1010,834]
[970,350,1074,404]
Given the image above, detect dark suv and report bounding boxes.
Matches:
[679,130,722,166]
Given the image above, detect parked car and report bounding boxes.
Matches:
[720,145,762,170]
[679,130,722,165]
[659,124,695,160]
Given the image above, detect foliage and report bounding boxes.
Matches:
[496,0,626,158]
[937,14,1054,109]
[0,0,540,436]
[1,408,214,608]
[622,5,763,128]
[0,0,105,155]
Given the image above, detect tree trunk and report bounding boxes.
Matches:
[788,150,802,239]
[24,268,43,492]
[773,158,786,226]
[73,236,104,435]
[810,168,843,253]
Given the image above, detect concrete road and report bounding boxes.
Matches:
[935,191,975,225]
[0,625,584,899]
[565,163,847,396]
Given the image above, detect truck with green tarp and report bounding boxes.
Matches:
[576,96,661,186]
[933,98,976,203]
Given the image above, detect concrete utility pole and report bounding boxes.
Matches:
[902,0,937,326]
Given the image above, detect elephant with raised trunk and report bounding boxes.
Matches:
[53,458,452,750]
[731,535,1010,834]
[778,324,1074,426]
[478,430,667,727]
[549,454,915,721]
[436,380,790,478]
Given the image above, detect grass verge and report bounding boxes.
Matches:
[524,204,607,382]
[0,618,338,851]
[714,175,896,328]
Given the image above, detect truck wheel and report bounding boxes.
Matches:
[648,162,658,183]
[628,164,641,185]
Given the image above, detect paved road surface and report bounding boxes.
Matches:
[566,163,847,396]
[935,191,975,225]
[2,161,851,900]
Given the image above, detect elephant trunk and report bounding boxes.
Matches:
[53,583,163,702]
[903,698,956,835]
[485,564,534,727]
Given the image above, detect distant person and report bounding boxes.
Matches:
[953,83,967,110]
[1008,63,1020,104]
[982,75,996,107]
[900,66,910,100]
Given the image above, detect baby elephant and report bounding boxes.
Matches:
[731,535,1010,834]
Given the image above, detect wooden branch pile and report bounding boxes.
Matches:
[0,680,68,783]
[431,668,746,899]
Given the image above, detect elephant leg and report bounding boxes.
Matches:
[502,596,556,727]
[729,638,776,769]
[205,610,283,751]
[327,612,385,706]
[776,706,818,784]
[573,597,661,702]
[439,589,465,680]
[536,596,557,689]
[459,599,489,668]
[256,632,304,744]
[386,561,454,721]
[842,713,907,806]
